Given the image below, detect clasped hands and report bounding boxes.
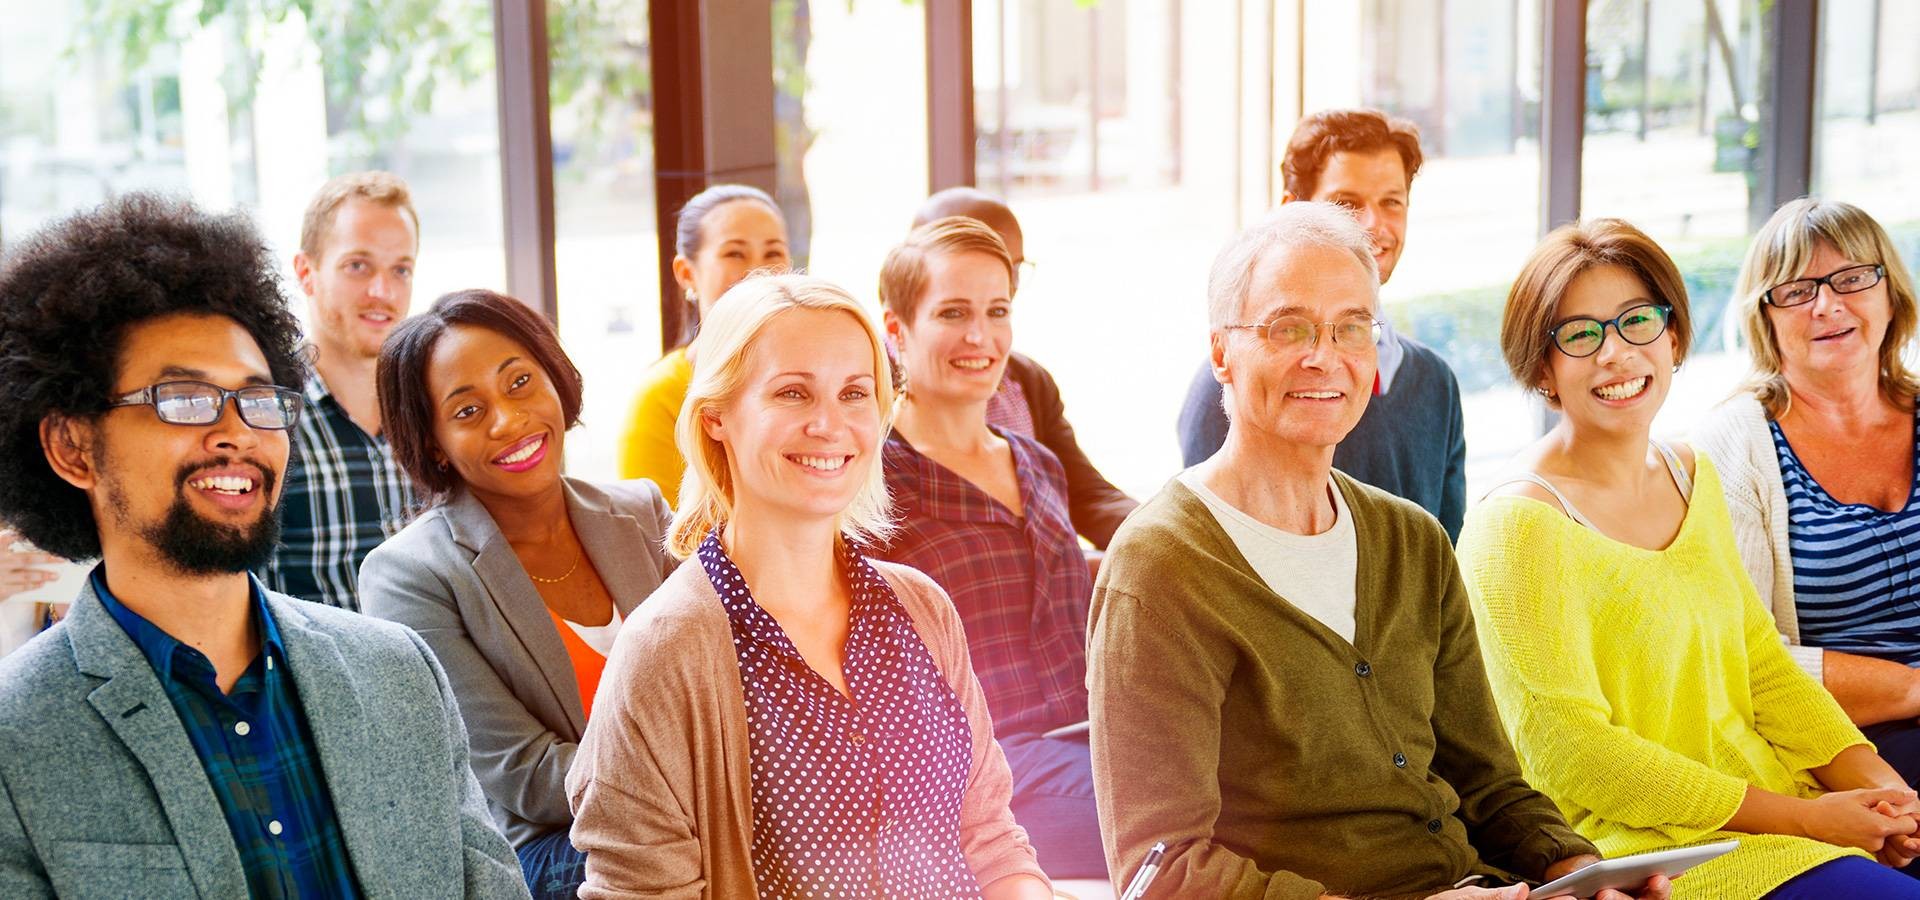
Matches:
[1802,787,1920,869]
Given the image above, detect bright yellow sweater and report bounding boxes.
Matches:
[1458,452,1870,899]
[617,348,693,508]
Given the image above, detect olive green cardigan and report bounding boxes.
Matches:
[1089,472,1596,900]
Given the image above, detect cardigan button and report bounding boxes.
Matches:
[1426,819,1442,834]
[1355,661,1372,678]
[1393,753,1407,768]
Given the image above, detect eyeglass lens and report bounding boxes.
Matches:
[153,382,300,429]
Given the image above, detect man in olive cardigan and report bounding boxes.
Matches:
[1089,204,1663,900]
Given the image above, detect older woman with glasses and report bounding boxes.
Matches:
[1459,218,1920,899]
[1695,199,1920,784]
[567,273,1050,900]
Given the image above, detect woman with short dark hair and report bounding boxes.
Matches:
[361,289,678,900]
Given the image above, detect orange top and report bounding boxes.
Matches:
[547,607,611,720]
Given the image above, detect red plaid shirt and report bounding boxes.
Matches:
[877,429,1091,736]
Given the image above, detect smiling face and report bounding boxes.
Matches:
[424,324,567,504]
[705,308,882,530]
[1214,243,1378,451]
[677,200,790,318]
[1766,239,1893,385]
[885,250,1013,407]
[296,198,417,362]
[1542,264,1676,435]
[1295,148,1410,285]
[84,313,289,574]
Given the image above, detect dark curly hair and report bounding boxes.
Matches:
[377,288,583,497]
[0,193,306,561]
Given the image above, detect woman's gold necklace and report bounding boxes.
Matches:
[527,546,582,584]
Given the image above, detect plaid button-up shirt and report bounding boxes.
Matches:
[877,429,1091,737]
[265,368,416,610]
[92,567,362,899]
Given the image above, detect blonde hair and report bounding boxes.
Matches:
[666,273,897,558]
[877,216,1015,320]
[1501,219,1693,407]
[299,170,420,260]
[1734,197,1919,418]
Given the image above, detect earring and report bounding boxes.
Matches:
[684,288,697,303]
[436,459,449,471]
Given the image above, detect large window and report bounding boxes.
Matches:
[0,0,507,316]
[1580,0,1768,439]
[972,0,1243,500]
[1816,0,1920,281]
[1304,0,1546,494]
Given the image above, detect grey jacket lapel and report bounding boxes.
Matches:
[68,585,250,898]
[268,597,386,891]
[566,479,654,619]
[443,485,589,736]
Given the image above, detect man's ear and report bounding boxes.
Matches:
[40,414,99,491]
[1209,330,1232,386]
[292,251,317,298]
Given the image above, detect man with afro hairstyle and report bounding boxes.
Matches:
[0,194,527,898]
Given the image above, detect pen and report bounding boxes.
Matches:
[1119,841,1167,900]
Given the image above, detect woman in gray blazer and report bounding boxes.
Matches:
[360,289,678,900]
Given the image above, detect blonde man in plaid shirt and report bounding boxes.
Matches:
[265,172,420,609]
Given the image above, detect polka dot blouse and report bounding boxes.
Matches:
[697,533,983,899]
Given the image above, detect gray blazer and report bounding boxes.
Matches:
[0,578,528,899]
[359,477,677,849]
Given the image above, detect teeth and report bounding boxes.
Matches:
[1594,376,1648,401]
[952,358,992,370]
[794,455,847,472]
[1288,391,1341,399]
[190,476,254,494]
[496,436,543,465]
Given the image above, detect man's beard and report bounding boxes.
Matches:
[105,461,283,576]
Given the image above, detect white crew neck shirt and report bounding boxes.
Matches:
[1177,468,1360,642]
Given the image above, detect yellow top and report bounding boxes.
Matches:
[1457,451,1870,899]
[617,347,693,508]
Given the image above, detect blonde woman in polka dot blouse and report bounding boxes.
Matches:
[566,273,1052,900]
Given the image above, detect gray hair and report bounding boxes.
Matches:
[1206,201,1380,330]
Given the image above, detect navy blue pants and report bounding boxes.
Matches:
[1764,856,1920,898]
[516,828,588,900]
[1865,719,1920,787]
[1000,731,1107,880]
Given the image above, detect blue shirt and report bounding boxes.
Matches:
[1772,409,1920,666]
[91,567,363,899]
[697,534,981,899]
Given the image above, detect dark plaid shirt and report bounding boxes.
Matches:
[265,369,415,610]
[878,429,1092,736]
[699,534,980,899]
[92,568,362,899]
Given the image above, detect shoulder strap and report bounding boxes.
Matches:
[1651,440,1694,501]
[1484,473,1601,531]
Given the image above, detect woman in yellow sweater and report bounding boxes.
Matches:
[617,184,789,506]
[1458,219,1920,899]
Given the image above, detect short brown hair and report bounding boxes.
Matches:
[376,289,583,497]
[1734,198,1919,418]
[1282,109,1424,200]
[877,216,1015,321]
[1501,219,1694,406]
[299,171,420,260]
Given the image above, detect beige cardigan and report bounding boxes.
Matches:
[565,554,1047,899]
[1692,393,1826,679]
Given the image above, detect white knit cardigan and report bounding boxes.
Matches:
[1692,392,1827,680]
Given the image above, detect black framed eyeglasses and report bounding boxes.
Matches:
[1762,264,1885,308]
[1224,313,1383,353]
[1548,302,1673,358]
[107,381,305,430]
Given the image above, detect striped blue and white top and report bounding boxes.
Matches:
[1771,409,1920,666]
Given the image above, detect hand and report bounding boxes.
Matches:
[1872,798,1920,868]
[1803,788,1920,852]
[0,531,62,602]
[1425,885,1527,900]
[1538,855,1671,900]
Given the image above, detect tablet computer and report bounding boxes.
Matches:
[1532,840,1738,898]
